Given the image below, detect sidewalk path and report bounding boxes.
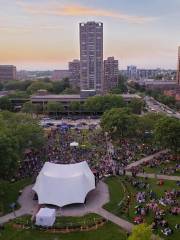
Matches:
[96,208,133,233]
[0,185,37,224]
[125,150,168,170]
[126,171,180,181]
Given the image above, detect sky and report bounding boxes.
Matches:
[0,0,179,70]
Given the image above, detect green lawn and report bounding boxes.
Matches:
[1,221,127,240]
[14,213,103,228]
[104,176,180,240]
[0,178,32,215]
[104,176,125,213]
[143,162,180,176]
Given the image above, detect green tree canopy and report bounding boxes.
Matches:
[128,224,153,240]
[154,116,180,154]
[0,111,45,180]
[27,81,53,94]
[101,108,138,139]
[22,101,36,114]
[52,79,70,94]
[69,101,82,112]
[137,113,164,140]
[4,80,33,91]
[84,95,125,113]
[0,96,12,111]
[46,101,64,114]
[0,132,20,179]
[128,98,145,114]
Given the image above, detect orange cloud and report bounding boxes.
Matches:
[0,24,63,33]
[16,1,157,24]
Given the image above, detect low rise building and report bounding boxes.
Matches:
[0,65,17,81]
[51,70,70,81]
[104,57,119,92]
[68,59,80,88]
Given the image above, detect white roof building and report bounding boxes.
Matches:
[35,208,56,227]
[33,161,95,207]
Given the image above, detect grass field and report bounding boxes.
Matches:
[13,213,103,228]
[143,162,180,176]
[0,178,32,215]
[1,221,127,240]
[104,176,180,240]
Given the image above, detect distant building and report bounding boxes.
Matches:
[51,70,70,81]
[104,57,119,92]
[177,46,180,85]
[164,89,180,101]
[0,65,17,81]
[137,69,159,80]
[127,65,137,79]
[137,79,177,91]
[68,59,80,88]
[80,21,103,93]
[30,93,141,109]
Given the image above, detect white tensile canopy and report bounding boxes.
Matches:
[32,161,95,207]
[35,208,56,227]
[70,141,79,147]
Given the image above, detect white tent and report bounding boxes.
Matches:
[70,141,79,147]
[32,161,95,207]
[35,208,56,227]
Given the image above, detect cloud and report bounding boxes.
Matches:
[16,1,157,24]
[0,24,63,33]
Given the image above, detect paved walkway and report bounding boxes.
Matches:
[0,180,134,234]
[0,185,37,224]
[96,208,133,233]
[0,181,110,223]
[126,171,180,181]
[125,150,168,170]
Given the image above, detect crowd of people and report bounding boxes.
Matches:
[128,177,180,236]
[15,122,163,181]
[128,152,180,176]
[16,125,116,180]
[110,141,158,173]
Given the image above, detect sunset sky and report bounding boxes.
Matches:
[0,0,179,70]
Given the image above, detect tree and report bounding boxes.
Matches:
[128,98,145,114]
[22,101,36,114]
[0,82,4,90]
[154,116,180,154]
[52,79,70,94]
[27,81,53,94]
[128,224,152,240]
[0,96,12,111]
[0,112,46,180]
[46,101,64,115]
[137,113,164,141]
[62,87,79,94]
[69,101,82,112]
[84,95,125,113]
[101,108,138,139]
[4,80,33,91]
[0,132,20,179]
[8,91,29,99]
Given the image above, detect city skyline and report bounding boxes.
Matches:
[0,0,180,70]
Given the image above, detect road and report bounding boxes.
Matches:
[145,96,180,119]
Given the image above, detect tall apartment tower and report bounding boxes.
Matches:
[104,57,119,92]
[69,59,80,88]
[177,46,180,85]
[127,65,137,80]
[79,22,103,93]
